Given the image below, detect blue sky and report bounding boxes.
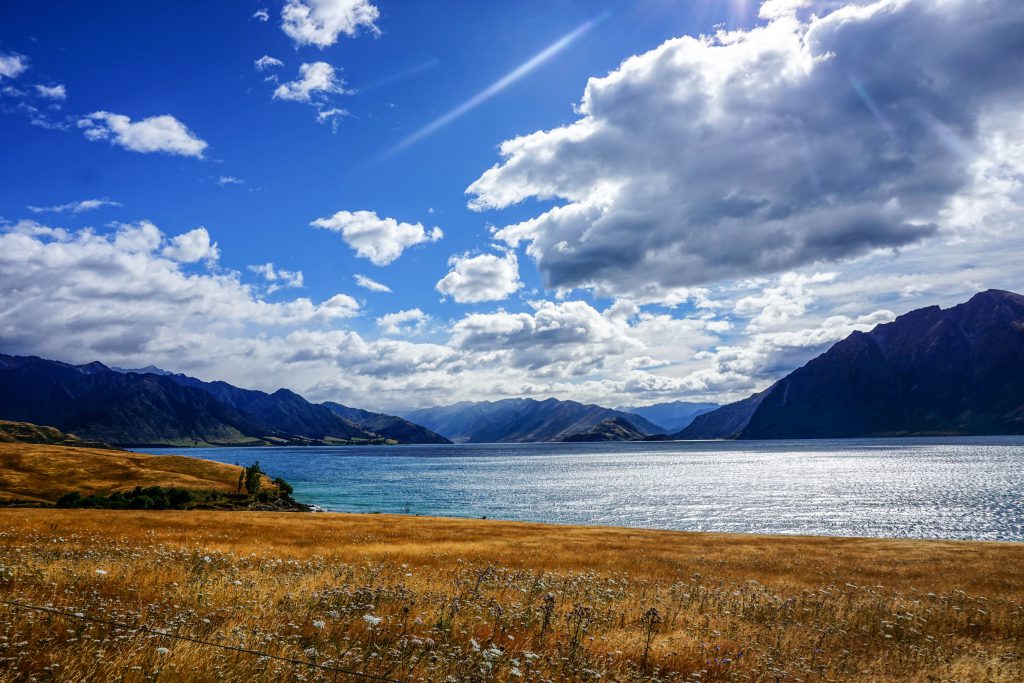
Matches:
[0,1,753,330]
[1,1,1022,412]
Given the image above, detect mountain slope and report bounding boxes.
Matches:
[740,290,1024,438]
[561,417,647,442]
[404,398,663,443]
[674,389,773,440]
[620,401,719,433]
[677,290,1024,440]
[0,355,447,446]
[321,402,451,444]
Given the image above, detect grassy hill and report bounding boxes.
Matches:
[0,442,262,504]
[0,419,118,449]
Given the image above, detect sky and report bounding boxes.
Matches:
[0,0,1022,413]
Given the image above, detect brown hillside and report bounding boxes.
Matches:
[0,442,254,503]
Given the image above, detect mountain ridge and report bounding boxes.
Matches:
[404,398,664,443]
[0,355,446,446]
[676,289,1024,440]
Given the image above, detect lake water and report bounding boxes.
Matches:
[136,437,1024,542]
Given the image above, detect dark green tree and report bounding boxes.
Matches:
[244,461,263,497]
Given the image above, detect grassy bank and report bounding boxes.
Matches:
[0,510,1021,681]
[0,443,294,510]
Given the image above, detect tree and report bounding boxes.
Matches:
[244,461,263,497]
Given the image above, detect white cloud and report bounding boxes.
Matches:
[273,62,347,103]
[280,0,380,48]
[217,175,244,187]
[78,112,208,158]
[316,107,348,131]
[34,84,66,100]
[249,262,305,293]
[354,274,391,293]
[378,309,428,336]
[27,198,121,214]
[311,210,443,266]
[0,52,28,79]
[470,0,1024,303]
[436,249,522,303]
[252,8,270,22]
[254,55,284,72]
[161,227,220,263]
[734,272,836,331]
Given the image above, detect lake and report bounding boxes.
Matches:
[136,436,1024,542]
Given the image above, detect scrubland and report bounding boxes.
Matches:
[0,510,1021,681]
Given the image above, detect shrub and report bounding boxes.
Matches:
[272,477,293,497]
[56,492,83,508]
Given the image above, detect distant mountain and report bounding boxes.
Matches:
[619,401,719,433]
[561,417,647,442]
[404,398,663,443]
[111,365,175,376]
[673,389,772,440]
[0,355,442,447]
[677,290,1024,440]
[321,402,451,444]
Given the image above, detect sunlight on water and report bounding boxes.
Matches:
[137,437,1024,541]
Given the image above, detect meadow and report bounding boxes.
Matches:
[0,510,1021,682]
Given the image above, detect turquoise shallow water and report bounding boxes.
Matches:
[135,436,1024,541]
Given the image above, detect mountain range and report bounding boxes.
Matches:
[403,398,666,443]
[677,289,1024,439]
[617,401,719,433]
[0,355,449,447]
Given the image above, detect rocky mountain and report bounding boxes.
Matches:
[321,402,451,444]
[619,401,719,433]
[677,290,1024,439]
[561,417,648,442]
[0,355,441,447]
[404,398,663,443]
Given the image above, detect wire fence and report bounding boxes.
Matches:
[1,599,405,682]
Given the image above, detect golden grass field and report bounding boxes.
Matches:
[0,443,257,504]
[0,509,1021,682]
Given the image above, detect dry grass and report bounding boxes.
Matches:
[0,443,251,503]
[0,510,1021,682]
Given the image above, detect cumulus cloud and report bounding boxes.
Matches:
[470,0,1024,303]
[161,227,220,263]
[254,55,284,72]
[0,52,28,79]
[217,175,244,187]
[273,62,347,103]
[27,198,121,214]
[311,210,443,266]
[734,272,836,330]
[249,262,305,293]
[378,309,429,336]
[78,112,208,158]
[280,0,380,48]
[451,300,639,374]
[435,250,523,304]
[354,274,391,292]
[34,84,66,100]
[252,8,270,22]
